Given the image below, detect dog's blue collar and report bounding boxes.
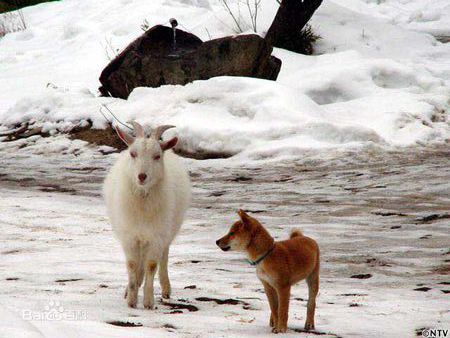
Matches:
[247,245,275,266]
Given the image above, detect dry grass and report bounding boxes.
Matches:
[219,0,262,33]
[297,24,321,55]
[0,9,26,37]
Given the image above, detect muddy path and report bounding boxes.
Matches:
[1,146,449,284]
[0,142,449,336]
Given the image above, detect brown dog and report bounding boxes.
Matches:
[216,210,320,333]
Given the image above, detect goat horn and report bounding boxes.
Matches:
[153,125,175,140]
[128,121,145,138]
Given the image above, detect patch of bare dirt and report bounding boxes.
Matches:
[161,301,199,312]
[70,123,125,151]
[106,321,143,327]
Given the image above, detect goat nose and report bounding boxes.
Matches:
[215,240,220,246]
[138,173,147,182]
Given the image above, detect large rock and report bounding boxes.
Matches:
[99,25,281,99]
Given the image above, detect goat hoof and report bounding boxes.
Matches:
[127,294,137,308]
[161,284,171,299]
[143,299,155,310]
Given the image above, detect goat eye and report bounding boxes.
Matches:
[154,154,161,160]
[229,231,235,236]
[130,151,137,158]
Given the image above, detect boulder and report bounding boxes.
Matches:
[99,25,281,99]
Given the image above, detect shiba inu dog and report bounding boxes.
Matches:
[216,210,320,333]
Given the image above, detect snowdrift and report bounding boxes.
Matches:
[0,0,448,161]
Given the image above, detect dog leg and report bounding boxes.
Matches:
[305,265,319,330]
[261,280,278,328]
[159,247,171,299]
[274,285,291,333]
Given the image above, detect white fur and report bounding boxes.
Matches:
[103,134,191,309]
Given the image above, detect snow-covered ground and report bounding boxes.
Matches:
[0,0,449,159]
[1,0,449,337]
[0,144,449,337]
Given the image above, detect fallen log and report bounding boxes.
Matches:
[0,124,48,141]
[0,123,28,138]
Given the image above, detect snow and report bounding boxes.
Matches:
[0,148,449,338]
[0,305,44,338]
[0,0,449,336]
[0,0,449,161]
[334,0,450,37]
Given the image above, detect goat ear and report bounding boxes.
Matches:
[115,126,134,146]
[160,137,178,151]
[237,209,251,224]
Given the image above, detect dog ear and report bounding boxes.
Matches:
[237,209,251,224]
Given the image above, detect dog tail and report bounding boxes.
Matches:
[290,229,303,238]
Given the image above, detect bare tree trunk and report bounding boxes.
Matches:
[265,0,322,53]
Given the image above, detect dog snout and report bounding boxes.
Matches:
[216,238,231,251]
[138,173,147,183]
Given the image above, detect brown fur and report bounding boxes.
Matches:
[216,210,320,333]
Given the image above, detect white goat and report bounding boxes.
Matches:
[103,121,191,309]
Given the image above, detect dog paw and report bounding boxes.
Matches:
[272,327,287,334]
[304,322,315,331]
[269,315,277,328]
